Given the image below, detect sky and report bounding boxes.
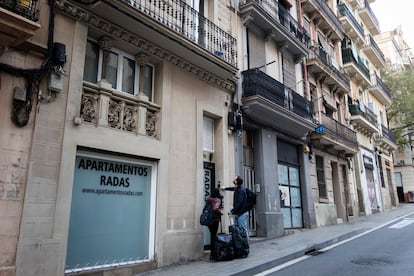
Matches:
[371,0,414,49]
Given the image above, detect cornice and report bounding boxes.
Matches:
[55,0,235,92]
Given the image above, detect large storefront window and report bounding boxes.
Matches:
[65,152,156,272]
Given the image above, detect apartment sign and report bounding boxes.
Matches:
[363,155,374,170]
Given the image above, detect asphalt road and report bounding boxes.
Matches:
[258,214,414,276]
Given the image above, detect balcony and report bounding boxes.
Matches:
[348,103,379,136]
[241,69,316,138]
[79,80,160,138]
[239,0,310,60]
[346,0,364,10]
[361,34,385,68]
[357,0,380,35]
[374,125,397,153]
[342,48,371,88]
[338,3,365,46]
[307,46,350,94]
[311,113,358,157]
[368,73,392,106]
[61,0,237,79]
[300,0,344,42]
[0,0,41,54]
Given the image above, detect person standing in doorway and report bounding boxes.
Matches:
[206,188,223,260]
[221,176,249,237]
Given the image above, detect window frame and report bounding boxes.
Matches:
[203,116,214,153]
[316,155,327,201]
[84,39,154,99]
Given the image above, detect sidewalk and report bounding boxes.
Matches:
[137,204,414,276]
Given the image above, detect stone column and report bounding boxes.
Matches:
[97,79,112,127]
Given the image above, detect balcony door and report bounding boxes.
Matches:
[247,29,265,70]
[282,52,296,90]
[192,0,207,47]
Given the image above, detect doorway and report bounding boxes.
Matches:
[203,161,215,250]
[278,163,303,228]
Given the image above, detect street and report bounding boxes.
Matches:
[257,214,414,276]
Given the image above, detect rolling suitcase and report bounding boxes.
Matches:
[212,232,235,261]
[212,218,235,261]
[228,215,249,258]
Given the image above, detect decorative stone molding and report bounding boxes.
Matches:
[80,81,160,138]
[55,0,235,92]
[136,53,150,65]
[99,36,113,51]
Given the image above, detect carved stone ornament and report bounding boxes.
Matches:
[108,100,122,129]
[80,93,97,123]
[146,110,157,137]
[123,106,136,132]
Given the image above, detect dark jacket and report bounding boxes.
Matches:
[225,185,248,216]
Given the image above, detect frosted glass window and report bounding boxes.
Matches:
[66,154,153,271]
[281,208,292,228]
[278,165,288,185]
[290,187,301,207]
[291,208,303,228]
[289,167,299,186]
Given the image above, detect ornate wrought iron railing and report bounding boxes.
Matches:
[311,0,343,33]
[338,3,365,38]
[320,113,358,146]
[240,0,310,48]
[242,69,313,120]
[360,0,379,30]
[371,73,391,99]
[342,48,370,80]
[0,0,40,21]
[309,43,350,87]
[125,0,237,66]
[349,103,377,127]
[365,34,385,62]
[380,125,397,144]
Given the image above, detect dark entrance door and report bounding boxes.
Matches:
[203,162,215,249]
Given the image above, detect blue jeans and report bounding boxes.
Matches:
[235,211,249,239]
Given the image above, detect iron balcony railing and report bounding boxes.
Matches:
[365,34,385,62]
[349,103,377,126]
[338,3,365,38]
[311,0,344,34]
[320,113,358,146]
[0,0,40,21]
[125,0,237,67]
[342,48,370,80]
[371,73,391,99]
[360,0,379,30]
[242,69,313,120]
[380,125,397,144]
[310,44,350,86]
[240,0,310,48]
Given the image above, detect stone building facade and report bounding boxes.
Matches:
[0,0,400,275]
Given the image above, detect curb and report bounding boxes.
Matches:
[232,228,365,276]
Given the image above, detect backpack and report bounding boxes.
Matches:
[200,202,214,226]
[246,188,257,211]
